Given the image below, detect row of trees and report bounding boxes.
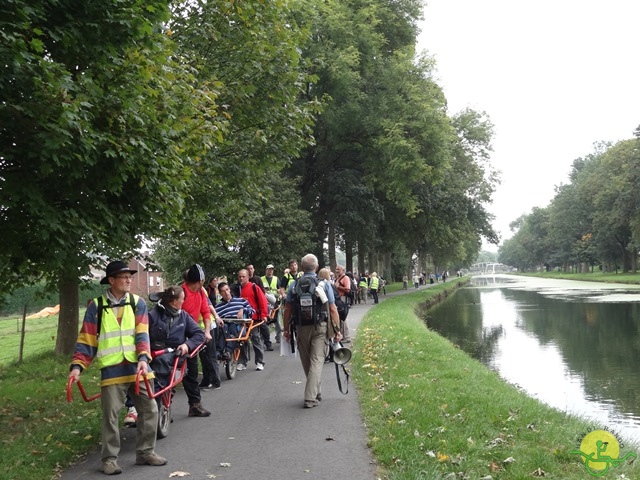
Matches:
[1,0,498,354]
[499,132,640,272]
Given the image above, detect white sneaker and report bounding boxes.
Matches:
[123,406,137,427]
[256,363,264,371]
[237,364,247,371]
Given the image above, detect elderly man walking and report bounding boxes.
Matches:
[283,254,342,408]
[68,261,166,475]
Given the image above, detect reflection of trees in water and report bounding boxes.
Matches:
[423,289,504,364]
[424,286,640,420]
[495,289,640,416]
[469,325,504,364]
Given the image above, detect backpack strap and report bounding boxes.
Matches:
[252,282,262,319]
[96,293,136,337]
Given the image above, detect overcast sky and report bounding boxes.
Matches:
[417,0,640,250]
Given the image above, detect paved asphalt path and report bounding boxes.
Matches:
[60,286,423,479]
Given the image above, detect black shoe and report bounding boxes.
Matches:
[188,402,211,417]
[266,345,274,351]
[199,381,211,388]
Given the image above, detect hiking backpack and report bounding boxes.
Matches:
[331,284,348,321]
[292,275,325,326]
[348,276,357,303]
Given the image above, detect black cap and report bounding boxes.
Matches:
[186,264,205,283]
[100,261,137,284]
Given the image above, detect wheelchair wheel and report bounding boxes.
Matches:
[157,397,171,439]
[225,359,237,380]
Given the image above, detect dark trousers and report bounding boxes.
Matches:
[184,356,201,405]
[371,288,379,304]
[200,334,221,387]
[260,322,272,348]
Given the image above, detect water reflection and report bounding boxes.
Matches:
[425,275,640,444]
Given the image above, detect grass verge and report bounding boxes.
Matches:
[0,352,102,480]
[352,281,638,479]
[514,270,640,284]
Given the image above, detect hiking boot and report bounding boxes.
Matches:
[101,457,122,475]
[123,407,137,427]
[188,402,211,417]
[135,451,167,466]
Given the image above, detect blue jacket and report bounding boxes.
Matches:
[148,303,205,353]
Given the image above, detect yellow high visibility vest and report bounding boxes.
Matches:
[261,275,278,293]
[95,293,140,369]
[370,277,379,290]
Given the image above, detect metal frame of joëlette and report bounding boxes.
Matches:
[221,317,265,362]
[66,342,205,404]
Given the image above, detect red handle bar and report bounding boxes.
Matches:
[66,378,101,403]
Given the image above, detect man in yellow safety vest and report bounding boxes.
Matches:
[69,260,167,475]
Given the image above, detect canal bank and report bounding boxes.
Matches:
[354,280,639,479]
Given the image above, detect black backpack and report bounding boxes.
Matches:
[292,275,325,326]
[348,276,357,303]
[331,284,348,321]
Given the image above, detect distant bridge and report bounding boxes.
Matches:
[469,262,512,274]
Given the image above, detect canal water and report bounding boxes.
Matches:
[425,274,640,445]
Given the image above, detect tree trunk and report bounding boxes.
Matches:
[328,218,336,271]
[383,251,391,279]
[345,238,354,273]
[357,239,366,275]
[54,273,80,356]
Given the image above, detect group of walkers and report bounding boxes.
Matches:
[403,271,450,289]
[67,255,377,475]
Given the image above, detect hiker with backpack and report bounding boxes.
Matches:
[246,263,274,351]
[283,254,342,409]
[334,265,353,343]
[68,260,167,475]
[238,268,269,371]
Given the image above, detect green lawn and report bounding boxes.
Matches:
[0,314,62,366]
[515,270,640,284]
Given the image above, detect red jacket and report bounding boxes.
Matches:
[240,281,269,320]
[181,283,211,323]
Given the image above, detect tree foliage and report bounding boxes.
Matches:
[1,0,222,352]
[499,137,640,273]
[2,0,501,343]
